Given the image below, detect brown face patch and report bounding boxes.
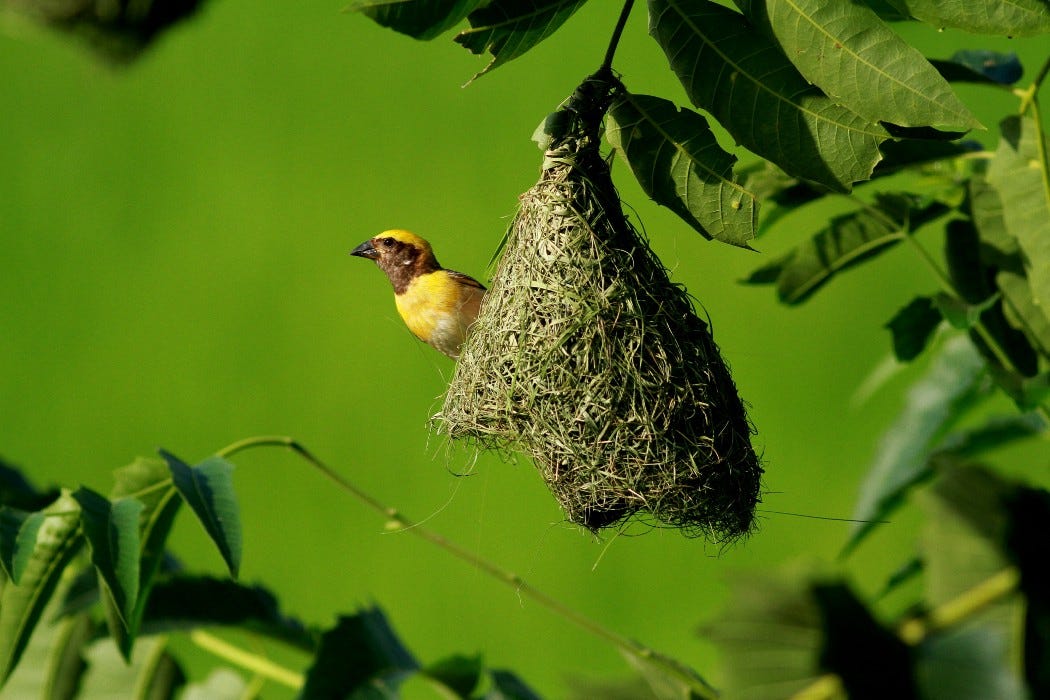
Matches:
[371,235,440,294]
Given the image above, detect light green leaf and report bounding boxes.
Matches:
[934,411,1046,457]
[915,625,1026,700]
[182,669,246,700]
[0,509,45,584]
[0,490,84,688]
[743,193,949,304]
[348,0,489,40]
[887,0,1050,37]
[648,0,889,192]
[739,0,979,130]
[987,114,1050,315]
[454,0,587,82]
[161,451,242,579]
[622,647,718,700]
[1,609,94,700]
[103,457,182,659]
[72,488,143,631]
[606,92,757,248]
[77,635,185,700]
[843,335,985,556]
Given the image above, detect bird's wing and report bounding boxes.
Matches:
[446,270,487,291]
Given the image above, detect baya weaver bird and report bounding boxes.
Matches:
[350,229,486,359]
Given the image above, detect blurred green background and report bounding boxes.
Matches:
[0,2,1046,696]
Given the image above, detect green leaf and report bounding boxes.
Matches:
[914,625,1026,700]
[885,0,1050,37]
[72,488,143,631]
[738,0,979,130]
[987,114,1050,316]
[77,635,185,700]
[998,271,1050,359]
[486,669,543,700]
[703,568,830,698]
[182,669,246,700]
[606,92,757,248]
[348,0,489,40]
[142,576,318,651]
[843,335,986,556]
[0,509,45,584]
[622,647,718,700]
[454,0,587,82]
[931,50,1023,86]
[0,460,57,511]
[875,139,982,177]
[648,0,888,192]
[886,296,942,361]
[100,458,182,659]
[160,451,242,579]
[423,654,482,697]
[743,193,949,304]
[932,292,1000,330]
[299,608,419,699]
[0,490,84,688]
[45,615,96,700]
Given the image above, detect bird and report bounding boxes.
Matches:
[350,229,486,359]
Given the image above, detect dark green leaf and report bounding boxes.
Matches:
[299,608,419,699]
[486,669,543,700]
[101,458,181,659]
[998,271,1050,359]
[876,557,923,599]
[606,92,757,248]
[738,0,979,129]
[160,451,241,578]
[143,576,318,651]
[648,0,888,192]
[931,50,1023,85]
[0,460,57,511]
[422,654,482,697]
[348,0,489,40]
[875,139,982,177]
[743,193,949,304]
[843,336,986,556]
[987,115,1050,318]
[0,509,45,584]
[454,0,587,82]
[886,296,942,361]
[0,490,84,688]
[812,583,914,698]
[967,174,1017,266]
[935,412,1046,457]
[884,0,1050,37]
[72,487,142,632]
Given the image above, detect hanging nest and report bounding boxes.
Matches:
[436,73,762,542]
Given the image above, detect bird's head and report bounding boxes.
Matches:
[350,229,440,291]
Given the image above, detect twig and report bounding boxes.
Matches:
[215,436,719,699]
[599,0,635,76]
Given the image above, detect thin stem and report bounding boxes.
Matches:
[1018,54,1050,114]
[214,435,719,699]
[599,0,635,75]
[189,629,304,689]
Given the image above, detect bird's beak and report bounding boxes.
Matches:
[350,240,379,260]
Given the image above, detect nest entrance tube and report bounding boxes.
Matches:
[437,73,762,542]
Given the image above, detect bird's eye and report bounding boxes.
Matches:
[381,237,395,248]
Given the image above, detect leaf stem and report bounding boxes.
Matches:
[189,629,304,689]
[1018,54,1050,114]
[599,0,635,76]
[214,435,719,699]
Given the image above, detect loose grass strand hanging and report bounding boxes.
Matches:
[437,73,762,542]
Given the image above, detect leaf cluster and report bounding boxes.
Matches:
[0,453,541,699]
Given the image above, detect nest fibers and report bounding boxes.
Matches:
[437,75,762,542]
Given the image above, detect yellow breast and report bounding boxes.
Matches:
[395,271,484,358]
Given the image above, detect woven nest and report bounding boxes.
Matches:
[436,75,762,542]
